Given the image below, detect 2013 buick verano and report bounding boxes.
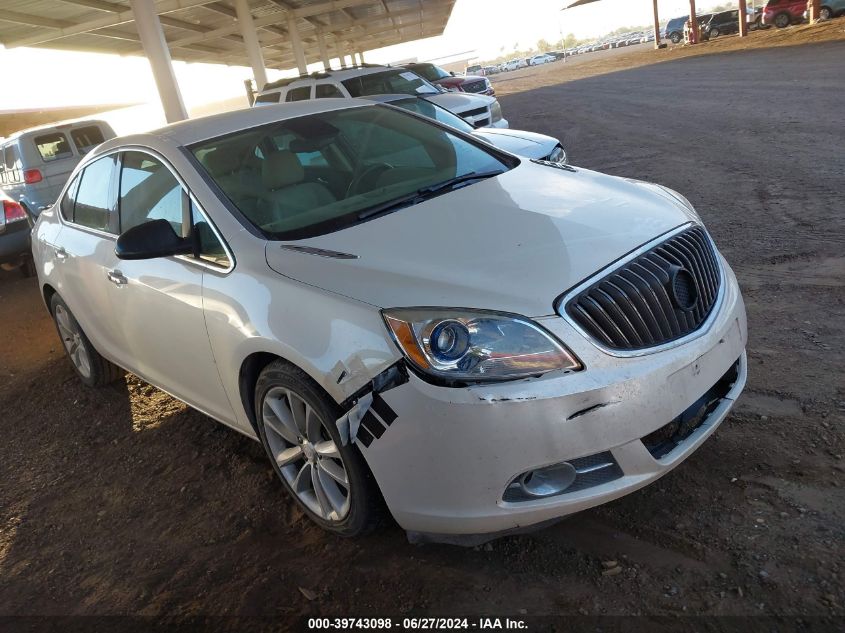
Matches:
[32,99,747,543]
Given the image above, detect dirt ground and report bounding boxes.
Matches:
[1,24,844,625]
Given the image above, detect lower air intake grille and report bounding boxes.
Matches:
[564,226,721,351]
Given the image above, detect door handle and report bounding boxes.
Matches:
[107,270,127,286]
[55,247,68,260]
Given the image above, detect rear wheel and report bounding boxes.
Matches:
[255,360,381,537]
[50,294,123,387]
[774,12,791,27]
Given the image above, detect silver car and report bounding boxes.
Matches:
[33,100,747,542]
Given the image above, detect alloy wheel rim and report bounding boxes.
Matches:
[55,305,92,379]
[261,387,351,522]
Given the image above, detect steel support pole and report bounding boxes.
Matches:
[689,0,700,44]
[288,15,307,74]
[317,29,331,70]
[130,0,188,123]
[234,0,268,90]
[359,50,365,63]
[335,41,347,68]
[808,0,820,21]
[738,0,749,36]
[652,0,662,48]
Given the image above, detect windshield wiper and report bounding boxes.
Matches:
[416,170,503,197]
[356,170,503,221]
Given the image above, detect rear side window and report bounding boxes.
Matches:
[118,151,183,235]
[254,92,280,105]
[285,86,312,102]
[70,126,106,154]
[60,175,80,221]
[315,83,343,99]
[3,145,21,183]
[34,133,74,162]
[73,155,117,232]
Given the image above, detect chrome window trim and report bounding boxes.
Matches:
[56,144,236,275]
[554,222,727,359]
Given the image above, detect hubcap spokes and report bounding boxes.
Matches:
[55,305,91,378]
[262,387,351,522]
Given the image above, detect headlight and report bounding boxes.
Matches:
[490,101,503,122]
[546,144,568,165]
[382,308,581,383]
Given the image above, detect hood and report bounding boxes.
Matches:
[265,162,699,317]
[434,77,464,89]
[472,127,557,159]
[426,91,494,115]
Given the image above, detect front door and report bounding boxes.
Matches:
[105,150,235,423]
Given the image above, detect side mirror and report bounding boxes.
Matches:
[450,71,456,76]
[115,219,194,260]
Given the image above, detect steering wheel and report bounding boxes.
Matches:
[346,162,393,197]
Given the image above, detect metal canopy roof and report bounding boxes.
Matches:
[0,0,456,70]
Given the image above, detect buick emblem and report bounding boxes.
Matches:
[669,266,698,311]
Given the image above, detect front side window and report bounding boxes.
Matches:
[119,151,183,235]
[70,126,106,154]
[191,104,513,240]
[34,133,74,162]
[286,86,312,102]
[342,70,439,98]
[73,155,117,232]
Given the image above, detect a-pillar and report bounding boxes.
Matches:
[234,0,267,89]
[129,0,188,123]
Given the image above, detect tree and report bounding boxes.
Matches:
[564,32,578,49]
[537,38,551,52]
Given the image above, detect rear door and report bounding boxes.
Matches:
[55,153,126,362]
[106,149,234,422]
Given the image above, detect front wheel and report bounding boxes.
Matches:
[670,32,682,44]
[819,6,832,19]
[709,27,720,38]
[50,294,123,387]
[255,360,381,537]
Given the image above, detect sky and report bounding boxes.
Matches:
[0,0,725,133]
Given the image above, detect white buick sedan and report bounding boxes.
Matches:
[32,99,747,543]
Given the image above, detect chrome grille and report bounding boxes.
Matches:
[564,226,721,351]
[462,80,487,93]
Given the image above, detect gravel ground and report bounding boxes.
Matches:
[0,29,843,624]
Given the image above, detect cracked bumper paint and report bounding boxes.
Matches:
[357,258,747,536]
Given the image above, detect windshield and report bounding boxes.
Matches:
[388,97,475,134]
[342,70,439,98]
[190,104,512,240]
[409,64,450,82]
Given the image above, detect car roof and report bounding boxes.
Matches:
[3,119,111,142]
[259,65,400,93]
[96,99,369,150]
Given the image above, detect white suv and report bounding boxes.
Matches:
[254,66,508,129]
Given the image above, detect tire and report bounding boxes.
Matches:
[774,12,791,27]
[710,27,720,38]
[50,294,123,387]
[20,256,36,278]
[255,360,382,537]
[819,7,832,19]
[670,31,682,44]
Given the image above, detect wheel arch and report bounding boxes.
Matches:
[42,283,58,313]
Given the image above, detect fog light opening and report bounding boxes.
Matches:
[518,462,577,497]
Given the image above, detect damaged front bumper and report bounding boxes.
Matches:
[351,260,747,539]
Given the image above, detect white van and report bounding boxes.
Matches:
[0,120,115,216]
